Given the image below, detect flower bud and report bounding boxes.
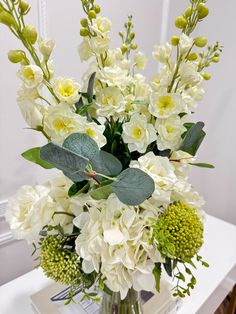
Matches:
[199,52,204,58]
[184,7,192,18]
[127,20,132,27]
[121,44,128,54]
[175,16,187,29]
[22,25,38,44]
[119,31,124,38]
[171,36,180,46]
[88,10,96,20]
[194,36,207,48]
[197,4,209,19]
[80,18,88,27]
[0,11,17,28]
[80,28,89,37]
[94,5,101,14]
[201,73,211,80]
[8,50,25,63]
[38,38,55,60]
[19,0,30,14]
[187,52,198,61]
[212,57,219,63]
[130,32,135,40]
[131,43,138,50]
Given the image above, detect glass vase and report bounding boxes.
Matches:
[99,287,143,314]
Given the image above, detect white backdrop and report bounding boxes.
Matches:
[0,0,235,284]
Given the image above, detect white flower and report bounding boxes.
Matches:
[122,114,157,153]
[43,103,86,143]
[134,52,147,70]
[149,92,187,118]
[96,86,125,118]
[38,38,55,60]
[99,65,131,90]
[155,116,186,150]
[189,82,205,102]
[179,34,194,56]
[5,185,54,243]
[83,121,106,148]
[92,17,112,34]
[89,35,110,55]
[18,65,43,89]
[179,62,202,85]
[17,85,42,128]
[170,150,195,177]
[133,74,152,100]
[78,38,93,62]
[53,77,80,105]
[152,43,172,63]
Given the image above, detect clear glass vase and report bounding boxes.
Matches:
[99,288,143,314]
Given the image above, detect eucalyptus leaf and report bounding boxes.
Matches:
[190,162,214,169]
[90,185,112,200]
[111,168,155,205]
[40,142,89,174]
[75,97,84,114]
[87,72,96,103]
[153,263,162,292]
[93,150,122,176]
[22,147,54,169]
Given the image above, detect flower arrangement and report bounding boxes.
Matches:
[1,0,222,310]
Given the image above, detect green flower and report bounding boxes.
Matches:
[153,201,204,261]
[40,235,80,285]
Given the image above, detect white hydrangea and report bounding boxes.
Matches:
[122,113,157,153]
[53,77,80,105]
[170,150,195,178]
[155,116,186,151]
[18,65,44,89]
[152,43,172,63]
[74,194,161,299]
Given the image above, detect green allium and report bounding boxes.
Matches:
[153,201,204,261]
[40,235,80,285]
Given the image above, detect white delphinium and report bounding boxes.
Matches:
[74,194,161,299]
[155,116,186,151]
[122,114,157,153]
[179,34,194,56]
[179,62,202,86]
[38,38,55,60]
[134,51,147,70]
[152,43,172,63]
[53,77,80,105]
[83,121,106,148]
[5,184,55,243]
[18,65,44,89]
[149,92,187,119]
[132,74,152,102]
[78,38,93,62]
[92,17,112,34]
[99,65,131,90]
[96,86,125,118]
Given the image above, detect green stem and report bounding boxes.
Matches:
[39,95,52,106]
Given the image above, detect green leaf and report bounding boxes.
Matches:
[179,121,206,156]
[153,263,162,292]
[93,150,122,176]
[75,97,84,113]
[163,257,173,277]
[22,147,54,169]
[111,168,155,205]
[87,72,96,103]
[68,181,89,197]
[40,142,89,181]
[190,162,214,169]
[90,185,112,200]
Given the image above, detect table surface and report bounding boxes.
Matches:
[0,215,236,314]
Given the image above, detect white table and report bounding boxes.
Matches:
[0,215,235,314]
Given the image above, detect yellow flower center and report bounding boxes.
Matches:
[24,67,35,81]
[86,128,95,138]
[157,96,175,115]
[166,126,174,133]
[133,127,142,140]
[59,84,75,97]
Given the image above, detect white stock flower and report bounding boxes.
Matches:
[179,34,194,56]
[99,65,130,90]
[189,82,205,102]
[96,86,125,117]
[53,77,80,105]
[134,52,147,70]
[5,185,54,243]
[122,114,157,153]
[149,92,186,118]
[38,38,55,60]
[179,62,202,85]
[155,116,186,150]
[89,35,110,55]
[18,65,43,89]
[78,38,93,62]
[92,17,112,34]
[152,43,172,63]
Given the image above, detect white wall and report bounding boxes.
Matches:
[0,0,235,284]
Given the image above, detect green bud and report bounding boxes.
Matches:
[80,18,88,27]
[214,52,220,57]
[8,50,25,63]
[119,31,124,38]
[22,25,38,44]
[199,52,204,58]
[94,5,101,14]
[175,16,188,29]
[194,36,208,48]
[212,57,219,63]
[0,11,17,28]
[184,7,192,18]
[130,32,135,40]
[171,36,180,46]
[19,0,30,14]
[131,43,138,50]
[121,44,128,54]
[80,28,89,36]
[187,52,198,61]
[127,20,132,27]
[88,10,96,20]
[201,73,211,80]
[197,4,209,19]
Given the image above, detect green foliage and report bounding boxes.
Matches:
[153,263,162,292]
[90,185,112,200]
[190,162,214,169]
[111,168,155,205]
[68,181,90,197]
[179,121,206,156]
[87,72,96,103]
[22,147,54,169]
[93,150,123,176]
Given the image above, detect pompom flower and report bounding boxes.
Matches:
[153,201,204,261]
